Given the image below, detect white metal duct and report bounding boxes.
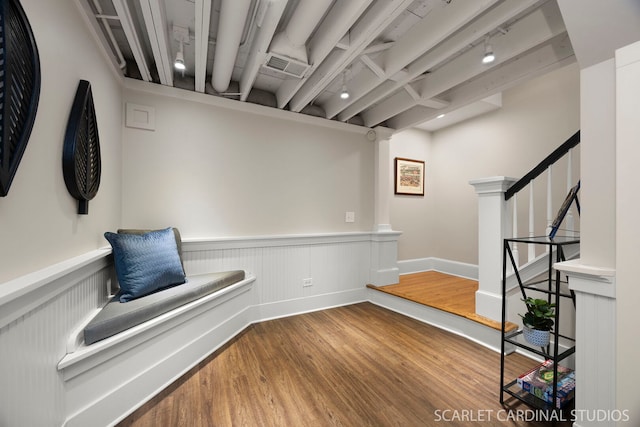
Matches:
[212,0,252,93]
[265,0,333,73]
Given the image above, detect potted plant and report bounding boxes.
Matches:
[519,297,555,347]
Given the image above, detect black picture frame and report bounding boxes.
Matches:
[394,157,425,196]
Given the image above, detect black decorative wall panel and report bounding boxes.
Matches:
[0,0,41,197]
[63,80,101,214]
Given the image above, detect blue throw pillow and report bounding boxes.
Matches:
[104,227,186,302]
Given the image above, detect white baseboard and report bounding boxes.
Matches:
[253,288,367,323]
[398,257,478,280]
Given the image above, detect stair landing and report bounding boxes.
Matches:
[367,271,517,332]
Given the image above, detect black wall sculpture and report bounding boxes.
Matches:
[0,0,41,197]
[63,80,101,214]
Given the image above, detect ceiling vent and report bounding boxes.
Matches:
[263,52,310,78]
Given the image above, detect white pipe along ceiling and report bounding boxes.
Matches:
[212,0,252,93]
[82,0,575,131]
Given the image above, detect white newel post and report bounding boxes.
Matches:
[370,126,401,286]
[469,176,517,321]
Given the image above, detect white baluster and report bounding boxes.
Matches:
[528,180,535,262]
[512,193,519,268]
[546,165,553,246]
[565,148,574,237]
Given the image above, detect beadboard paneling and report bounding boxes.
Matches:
[0,265,111,426]
[0,232,385,426]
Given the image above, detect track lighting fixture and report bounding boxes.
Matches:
[340,70,350,100]
[482,40,495,64]
[340,86,350,100]
[174,41,186,70]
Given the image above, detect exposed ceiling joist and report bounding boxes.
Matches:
[194,0,212,93]
[111,0,152,82]
[139,0,173,86]
[240,0,289,101]
[321,0,500,119]
[419,98,449,109]
[360,55,385,80]
[81,0,576,132]
[286,0,416,112]
[276,0,376,109]
[389,33,575,130]
[335,0,545,122]
[362,0,566,127]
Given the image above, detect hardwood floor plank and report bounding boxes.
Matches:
[368,271,518,332]
[118,303,569,427]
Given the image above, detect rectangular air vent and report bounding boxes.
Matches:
[263,52,310,78]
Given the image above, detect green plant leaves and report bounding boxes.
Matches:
[520,297,555,331]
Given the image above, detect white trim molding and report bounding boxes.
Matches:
[369,230,402,286]
[398,257,478,280]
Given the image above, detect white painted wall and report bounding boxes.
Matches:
[558,0,640,69]
[0,0,122,284]
[121,87,374,238]
[389,128,434,261]
[390,63,580,265]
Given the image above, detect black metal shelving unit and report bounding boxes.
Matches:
[500,235,579,412]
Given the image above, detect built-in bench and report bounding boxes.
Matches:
[60,266,256,424]
[79,227,247,345]
[84,270,245,345]
[56,228,258,427]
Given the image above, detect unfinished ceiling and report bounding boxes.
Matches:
[79,0,575,131]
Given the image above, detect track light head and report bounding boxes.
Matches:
[340,69,350,100]
[340,85,350,100]
[482,43,495,64]
[174,52,185,70]
[174,42,186,70]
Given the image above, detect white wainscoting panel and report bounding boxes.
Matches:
[0,232,389,426]
[0,261,111,426]
[182,234,372,314]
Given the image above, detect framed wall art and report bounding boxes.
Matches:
[394,157,424,196]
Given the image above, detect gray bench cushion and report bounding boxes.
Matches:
[84,270,245,345]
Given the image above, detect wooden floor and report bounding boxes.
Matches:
[368,271,518,332]
[118,303,568,427]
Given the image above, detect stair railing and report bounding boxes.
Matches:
[504,130,580,268]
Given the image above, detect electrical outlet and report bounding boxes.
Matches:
[345,211,355,223]
[302,278,313,287]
